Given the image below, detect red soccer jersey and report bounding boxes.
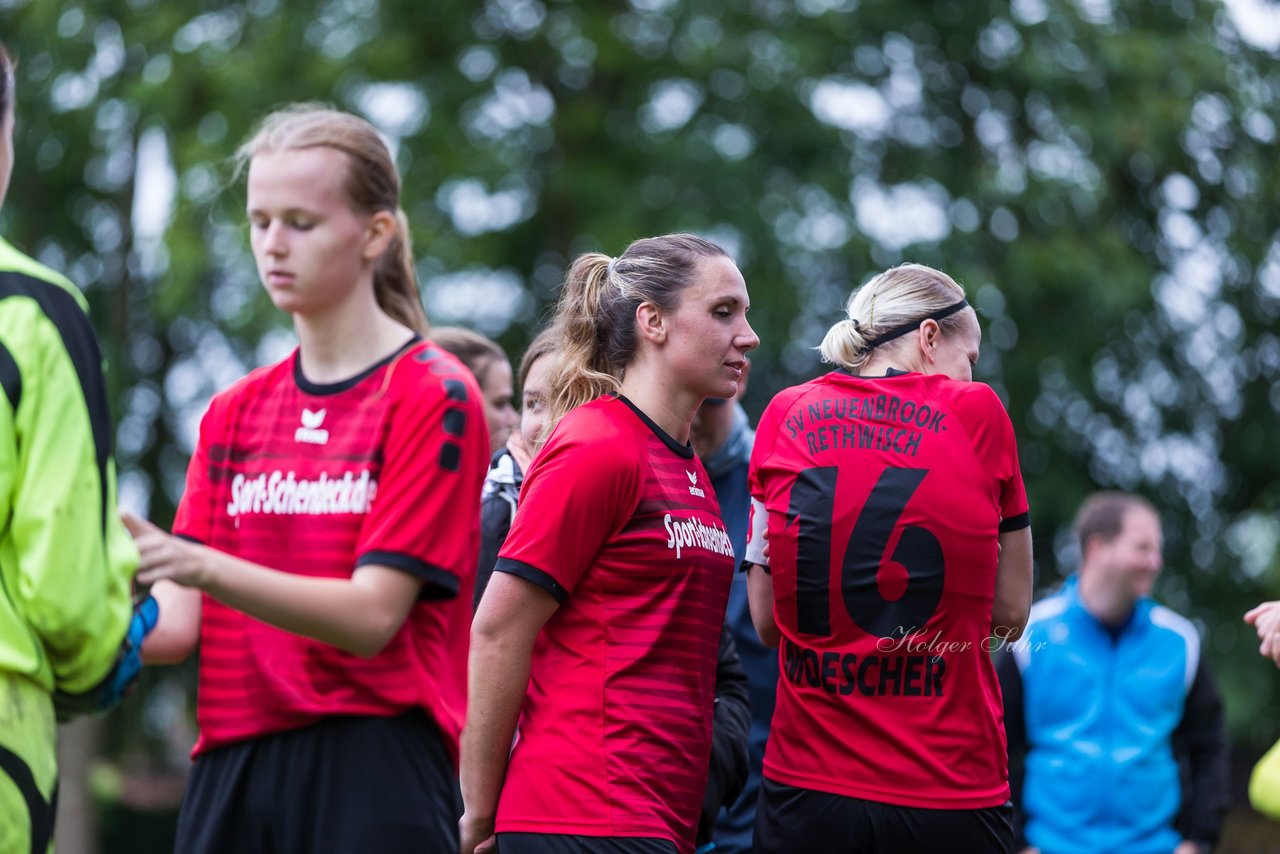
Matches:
[750,371,1029,809]
[494,396,735,854]
[172,340,488,762]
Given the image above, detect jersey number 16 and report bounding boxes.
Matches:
[787,466,944,640]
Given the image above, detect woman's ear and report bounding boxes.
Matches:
[362,210,398,262]
[635,301,668,345]
[919,319,941,364]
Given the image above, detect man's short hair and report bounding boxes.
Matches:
[1073,491,1158,553]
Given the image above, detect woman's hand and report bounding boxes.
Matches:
[1245,600,1280,667]
[123,512,211,589]
[458,811,496,854]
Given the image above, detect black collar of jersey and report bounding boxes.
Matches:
[836,366,912,379]
[616,395,695,459]
[293,334,423,396]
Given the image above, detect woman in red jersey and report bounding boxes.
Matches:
[460,234,759,854]
[745,264,1033,854]
[124,105,489,853]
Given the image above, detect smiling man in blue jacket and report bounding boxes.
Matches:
[998,492,1227,854]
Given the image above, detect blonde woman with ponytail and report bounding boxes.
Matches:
[124,105,489,852]
[745,263,1033,854]
[461,235,759,854]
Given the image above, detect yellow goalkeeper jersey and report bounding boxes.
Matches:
[0,235,136,695]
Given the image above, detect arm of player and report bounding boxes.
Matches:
[992,526,1033,642]
[8,313,138,699]
[460,572,561,854]
[746,563,780,648]
[743,495,780,648]
[124,513,421,659]
[141,579,202,664]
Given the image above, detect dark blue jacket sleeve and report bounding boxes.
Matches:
[698,620,752,845]
[1173,654,1228,847]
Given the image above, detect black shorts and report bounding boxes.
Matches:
[176,711,460,854]
[754,777,1013,854]
[496,833,677,854]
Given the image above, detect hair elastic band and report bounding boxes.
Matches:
[861,298,969,352]
[606,256,618,279]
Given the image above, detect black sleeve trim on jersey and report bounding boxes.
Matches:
[999,512,1031,533]
[0,272,112,535]
[0,338,20,412]
[356,551,460,601]
[739,559,770,576]
[493,558,568,603]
